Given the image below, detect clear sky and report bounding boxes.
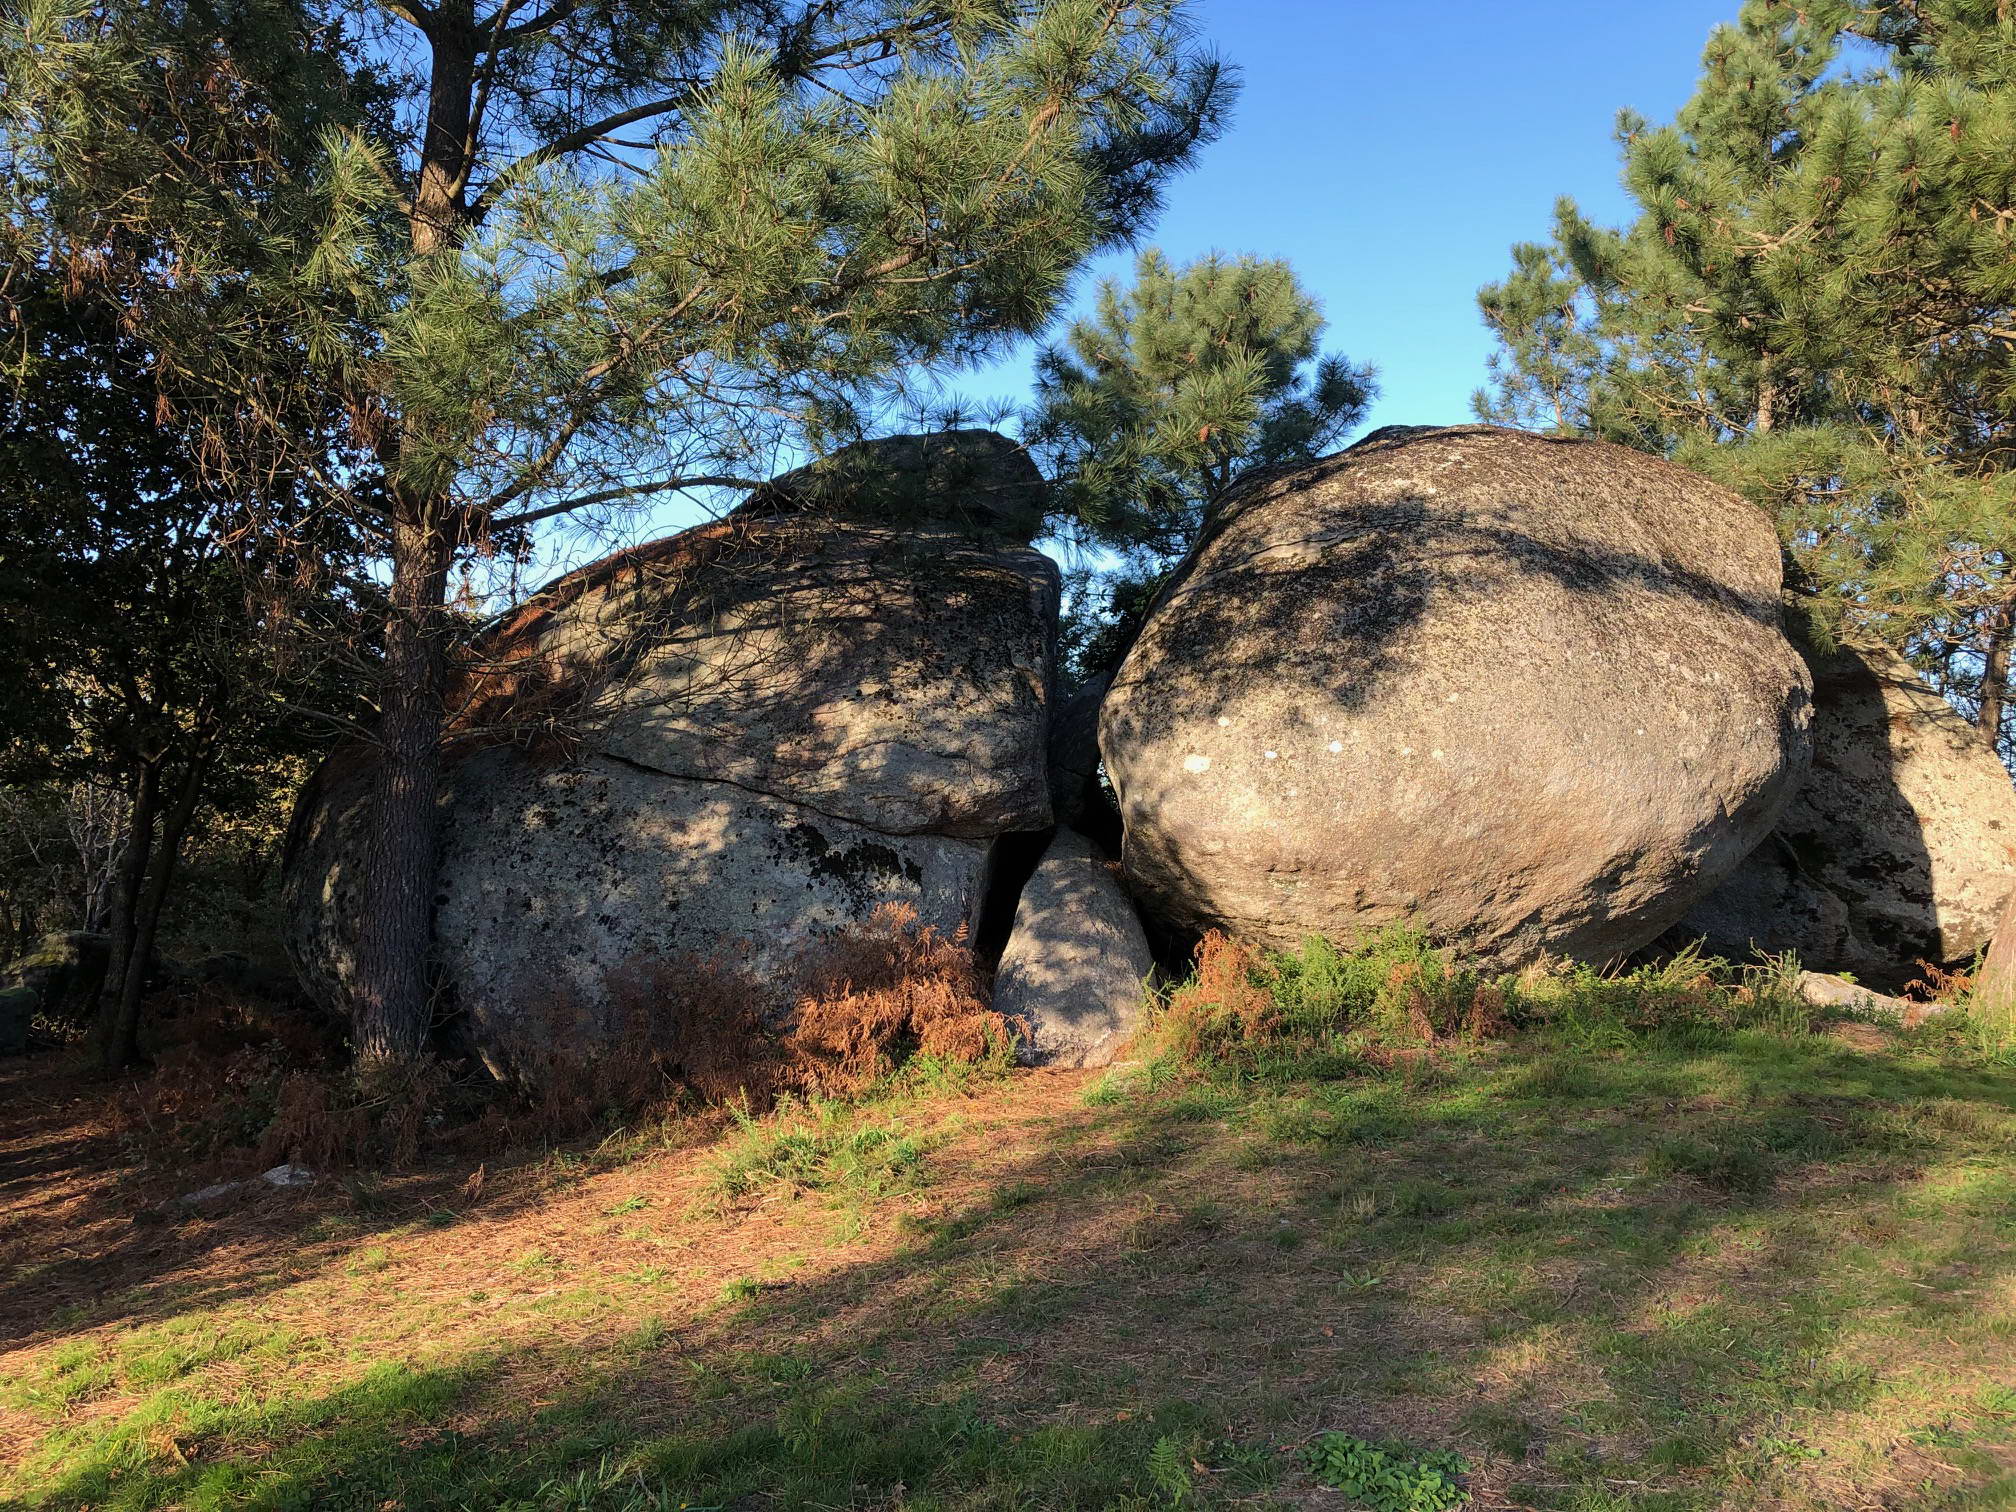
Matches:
[955,0,1740,430]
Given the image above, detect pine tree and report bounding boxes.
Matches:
[1477,0,2016,740]
[1027,246,1372,674]
[4,0,1233,1072]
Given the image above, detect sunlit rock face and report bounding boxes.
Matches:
[282,432,1058,1064]
[1100,424,1814,968]
[1668,636,2016,990]
[992,828,1153,1069]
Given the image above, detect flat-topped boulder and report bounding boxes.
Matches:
[285,432,1059,1072]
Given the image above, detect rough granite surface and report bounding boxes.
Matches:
[1669,636,2016,988]
[1100,423,1815,966]
[992,829,1154,1069]
[283,433,1059,1054]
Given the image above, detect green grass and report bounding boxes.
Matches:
[7,931,2016,1510]
[699,1096,940,1214]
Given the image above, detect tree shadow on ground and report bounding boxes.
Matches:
[12,1027,2016,1510]
[0,1053,637,1351]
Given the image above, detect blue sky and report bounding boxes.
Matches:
[956,0,1740,430]
[585,0,1744,565]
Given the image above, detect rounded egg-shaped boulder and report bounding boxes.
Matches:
[1100,424,1814,966]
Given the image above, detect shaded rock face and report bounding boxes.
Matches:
[1,931,110,1031]
[993,829,1153,1068]
[1101,424,1814,967]
[735,429,1048,543]
[1668,637,2016,989]
[1046,668,1113,829]
[0,986,32,1055]
[284,432,1059,1061]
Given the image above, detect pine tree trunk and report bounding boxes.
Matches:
[103,741,211,1068]
[343,13,473,1074]
[1753,355,1777,435]
[350,515,452,1071]
[1977,603,2011,749]
[94,761,160,1046]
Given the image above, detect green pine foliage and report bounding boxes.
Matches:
[1476,0,2016,751]
[1027,247,1373,677]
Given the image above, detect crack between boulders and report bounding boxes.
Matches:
[587,747,989,847]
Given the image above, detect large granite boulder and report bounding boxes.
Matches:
[0,986,33,1055]
[1667,636,2016,989]
[993,829,1154,1068]
[1101,424,1814,967]
[285,432,1059,1067]
[0,930,110,1031]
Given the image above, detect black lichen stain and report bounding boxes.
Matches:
[774,820,925,910]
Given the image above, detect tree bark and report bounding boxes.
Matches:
[94,761,160,1045]
[102,739,211,1068]
[350,514,452,1070]
[1977,602,2011,749]
[344,12,474,1073]
[1971,883,2016,1028]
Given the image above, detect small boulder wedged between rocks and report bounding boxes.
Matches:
[1668,636,2016,991]
[1100,423,1814,968]
[1792,970,1914,1019]
[993,829,1154,1069]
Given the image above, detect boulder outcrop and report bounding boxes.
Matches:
[0,931,110,1033]
[993,828,1154,1068]
[284,432,1059,1066]
[1100,424,1814,967]
[1668,636,2016,988]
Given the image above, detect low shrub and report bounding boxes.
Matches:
[787,903,1013,1093]
[1303,1431,1469,1511]
[1150,927,1517,1074]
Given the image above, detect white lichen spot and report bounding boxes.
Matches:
[1327,740,1343,753]
[1183,754,1212,774]
[1636,728,1646,736]
[1431,749,1447,761]
[1217,716,1231,727]
[1400,746,1413,756]
[1446,692,1460,703]
[1264,750,1279,761]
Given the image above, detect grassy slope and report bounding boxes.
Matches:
[4,1019,2016,1511]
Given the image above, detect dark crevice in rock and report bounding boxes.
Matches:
[973,827,1056,972]
[587,748,941,845]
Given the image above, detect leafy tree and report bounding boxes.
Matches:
[1028,246,1373,676]
[0,280,366,1065]
[4,0,1234,1072]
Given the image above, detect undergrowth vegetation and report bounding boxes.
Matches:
[107,904,1013,1183]
[1126,925,1993,1088]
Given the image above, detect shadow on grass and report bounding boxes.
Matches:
[0,1053,671,1352]
[14,1029,2016,1511]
